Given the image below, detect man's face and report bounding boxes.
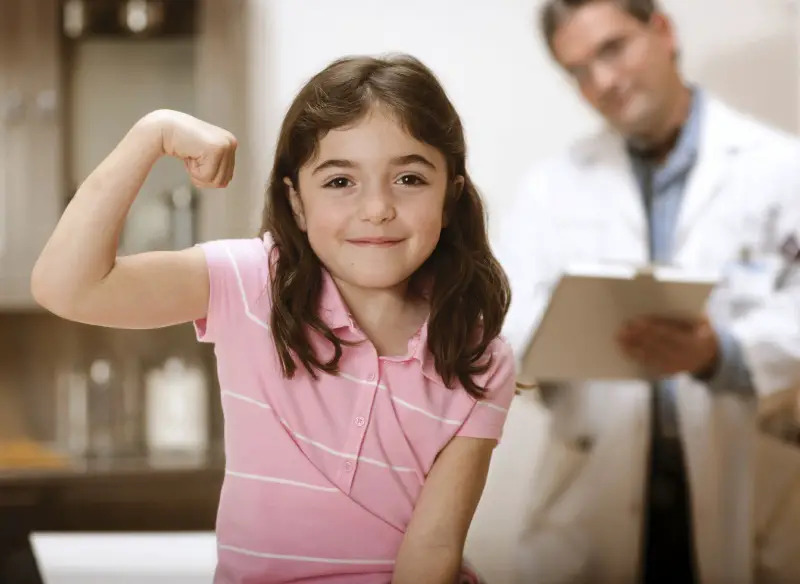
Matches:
[551,1,679,137]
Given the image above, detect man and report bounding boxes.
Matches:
[495,1,800,583]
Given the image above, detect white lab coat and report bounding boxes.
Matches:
[496,96,800,584]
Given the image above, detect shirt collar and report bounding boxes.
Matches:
[667,86,704,169]
[397,320,450,388]
[627,87,704,170]
[318,270,448,388]
[318,269,356,331]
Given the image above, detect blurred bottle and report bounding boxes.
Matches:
[86,358,117,459]
[55,365,89,457]
[145,356,209,461]
[56,352,143,461]
[169,184,198,250]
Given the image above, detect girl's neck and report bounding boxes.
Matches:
[332,276,429,357]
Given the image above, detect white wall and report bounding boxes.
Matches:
[249,0,798,237]
[671,0,798,133]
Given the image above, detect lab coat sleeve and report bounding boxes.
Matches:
[729,142,800,400]
[703,324,755,395]
[492,163,561,363]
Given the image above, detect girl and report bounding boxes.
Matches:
[32,54,515,584]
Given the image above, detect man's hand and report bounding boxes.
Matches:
[616,315,720,378]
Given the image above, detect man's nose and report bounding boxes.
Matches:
[591,61,620,97]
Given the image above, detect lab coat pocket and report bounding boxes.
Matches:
[710,256,783,321]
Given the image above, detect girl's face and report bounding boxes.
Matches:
[288,108,455,293]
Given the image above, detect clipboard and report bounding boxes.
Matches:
[519,263,718,383]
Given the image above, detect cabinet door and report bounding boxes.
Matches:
[0,0,63,309]
[0,0,24,305]
[194,0,261,242]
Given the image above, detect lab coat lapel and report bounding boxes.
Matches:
[673,98,746,257]
[574,131,646,252]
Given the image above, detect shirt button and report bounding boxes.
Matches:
[355,416,366,427]
[367,373,376,381]
[344,461,354,472]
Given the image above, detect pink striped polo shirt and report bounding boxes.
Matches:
[195,235,516,584]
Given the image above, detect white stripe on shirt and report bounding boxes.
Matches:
[223,243,270,330]
[225,470,339,492]
[218,544,396,566]
[222,390,416,474]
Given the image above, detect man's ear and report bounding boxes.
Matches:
[284,177,307,231]
[443,175,465,228]
[650,12,679,60]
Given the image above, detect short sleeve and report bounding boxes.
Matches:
[456,338,517,442]
[194,235,273,344]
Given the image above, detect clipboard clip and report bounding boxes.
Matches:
[634,265,656,280]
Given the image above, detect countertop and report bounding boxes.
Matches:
[0,450,224,487]
[31,532,218,584]
[0,451,225,534]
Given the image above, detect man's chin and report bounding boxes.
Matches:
[610,110,653,140]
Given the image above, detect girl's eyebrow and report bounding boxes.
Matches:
[311,154,437,175]
[311,159,356,175]
[389,154,437,170]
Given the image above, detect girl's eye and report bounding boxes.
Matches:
[396,174,427,186]
[324,177,353,189]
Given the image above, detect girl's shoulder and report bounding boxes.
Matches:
[419,333,516,399]
[194,234,275,343]
[442,335,517,442]
[478,335,516,387]
[198,233,274,288]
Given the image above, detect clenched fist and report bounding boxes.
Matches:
[149,109,237,188]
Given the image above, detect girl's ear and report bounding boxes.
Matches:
[284,177,307,231]
[443,175,465,228]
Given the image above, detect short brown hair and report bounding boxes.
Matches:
[261,54,511,399]
[541,0,659,49]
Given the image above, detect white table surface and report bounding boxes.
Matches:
[31,532,217,584]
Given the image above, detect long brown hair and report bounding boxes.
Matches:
[260,54,510,398]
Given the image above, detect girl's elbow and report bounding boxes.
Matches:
[30,261,55,309]
[30,262,77,318]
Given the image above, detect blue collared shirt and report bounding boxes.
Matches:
[627,90,754,431]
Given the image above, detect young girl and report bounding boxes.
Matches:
[32,54,515,584]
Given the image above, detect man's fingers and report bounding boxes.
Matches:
[619,324,689,375]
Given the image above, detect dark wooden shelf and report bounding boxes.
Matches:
[0,452,224,532]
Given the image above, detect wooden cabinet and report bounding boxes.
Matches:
[194,0,262,242]
[0,0,64,309]
[0,0,259,310]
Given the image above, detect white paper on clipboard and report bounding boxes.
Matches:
[519,263,718,383]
